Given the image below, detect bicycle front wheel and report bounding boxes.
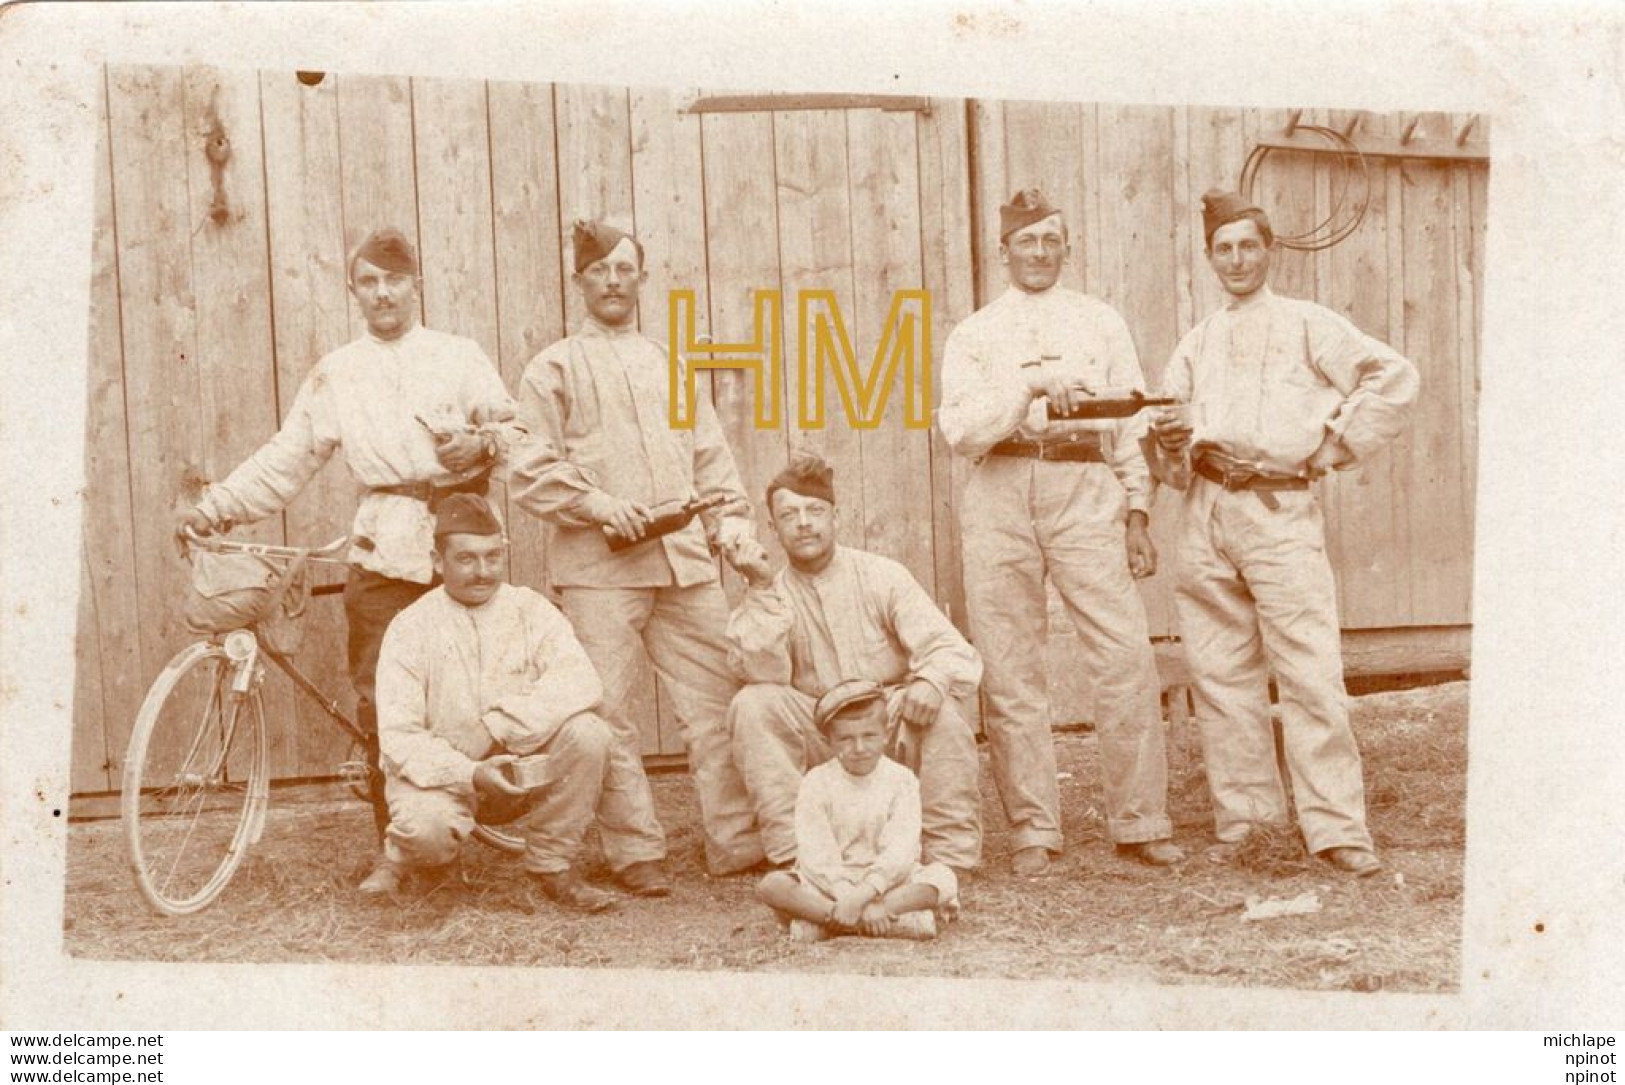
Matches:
[122,641,269,916]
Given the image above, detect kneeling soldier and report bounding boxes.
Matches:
[724,454,983,878]
[365,494,618,912]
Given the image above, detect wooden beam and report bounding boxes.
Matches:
[1153,625,1470,691]
[1339,625,1471,677]
[688,93,930,115]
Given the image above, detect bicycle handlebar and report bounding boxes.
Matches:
[182,527,351,565]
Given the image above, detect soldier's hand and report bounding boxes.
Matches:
[432,428,490,472]
[175,507,216,556]
[713,514,754,554]
[1025,359,1092,417]
[1126,511,1157,579]
[583,491,652,541]
[896,678,944,729]
[472,755,526,800]
[724,537,775,587]
[1151,406,1194,453]
[1305,433,1347,478]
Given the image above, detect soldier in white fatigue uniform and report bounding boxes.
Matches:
[177,227,526,876]
[938,189,1183,876]
[509,220,766,892]
[1147,190,1420,876]
[723,453,984,877]
[366,494,619,913]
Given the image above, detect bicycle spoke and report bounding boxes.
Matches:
[154,690,249,897]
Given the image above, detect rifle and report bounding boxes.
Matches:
[1046,388,1179,421]
[603,492,731,552]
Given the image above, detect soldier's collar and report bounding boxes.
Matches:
[1224,284,1274,312]
[580,315,641,338]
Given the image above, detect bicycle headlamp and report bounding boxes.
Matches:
[223,629,258,662]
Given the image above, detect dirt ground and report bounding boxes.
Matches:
[62,681,1467,992]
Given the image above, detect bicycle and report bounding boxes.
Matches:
[121,530,522,917]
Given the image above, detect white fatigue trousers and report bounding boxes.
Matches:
[382,712,613,875]
[562,583,764,875]
[727,684,983,870]
[962,456,1172,851]
[1173,479,1372,853]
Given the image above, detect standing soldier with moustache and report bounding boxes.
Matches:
[938,189,1183,876]
[1146,190,1420,876]
[176,228,526,886]
[509,220,766,894]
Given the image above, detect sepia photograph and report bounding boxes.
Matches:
[60,63,1478,993]
[3,1,1622,1037]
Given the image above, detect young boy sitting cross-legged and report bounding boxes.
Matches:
[757,679,959,942]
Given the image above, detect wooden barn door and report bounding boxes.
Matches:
[1238,109,1484,634]
[686,96,975,629]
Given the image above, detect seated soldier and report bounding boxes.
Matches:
[722,453,982,878]
[364,493,617,913]
[758,680,959,942]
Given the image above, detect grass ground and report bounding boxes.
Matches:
[62,681,1467,991]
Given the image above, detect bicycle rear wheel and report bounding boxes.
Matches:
[122,641,269,916]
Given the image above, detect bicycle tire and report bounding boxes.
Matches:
[122,641,269,916]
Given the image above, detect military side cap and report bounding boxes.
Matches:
[766,450,836,509]
[999,187,1060,242]
[1200,189,1267,247]
[571,219,644,273]
[434,493,503,538]
[352,227,419,276]
[812,678,887,734]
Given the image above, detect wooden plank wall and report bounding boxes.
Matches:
[972,100,1483,715]
[74,67,1482,793]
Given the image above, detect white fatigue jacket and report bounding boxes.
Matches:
[937,285,1152,514]
[1154,288,1421,480]
[197,325,525,584]
[375,583,605,793]
[796,756,922,899]
[725,546,982,700]
[510,318,752,589]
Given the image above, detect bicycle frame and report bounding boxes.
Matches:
[191,530,367,747]
[258,640,368,747]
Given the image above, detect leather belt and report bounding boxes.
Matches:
[368,470,491,510]
[988,436,1105,463]
[1193,457,1308,510]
